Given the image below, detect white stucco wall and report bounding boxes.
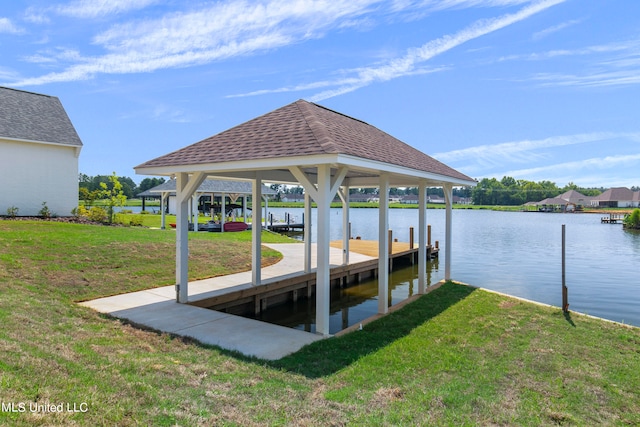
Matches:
[0,139,79,217]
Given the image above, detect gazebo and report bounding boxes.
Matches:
[135,100,476,336]
[137,178,276,230]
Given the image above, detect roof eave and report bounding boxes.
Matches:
[135,153,476,188]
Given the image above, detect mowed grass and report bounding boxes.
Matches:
[1,220,639,426]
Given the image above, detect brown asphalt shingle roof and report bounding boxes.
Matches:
[593,187,636,201]
[136,100,473,183]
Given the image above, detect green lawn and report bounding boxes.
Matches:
[1,220,638,426]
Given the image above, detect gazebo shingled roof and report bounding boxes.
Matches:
[136,99,472,184]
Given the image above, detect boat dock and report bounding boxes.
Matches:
[191,238,438,315]
[601,213,626,224]
[266,212,305,232]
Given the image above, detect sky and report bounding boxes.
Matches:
[1,0,639,189]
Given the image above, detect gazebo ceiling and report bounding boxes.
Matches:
[135,100,476,188]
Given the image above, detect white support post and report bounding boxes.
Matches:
[443,184,453,281]
[221,192,226,233]
[316,164,332,336]
[175,172,205,303]
[378,174,390,314]
[242,195,247,222]
[418,180,427,294]
[338,185,350,265]
[263,194,269,229]
[252,173,263,286]
[160,192,168,229]
[192,194,199,232]
[304,192,312,273]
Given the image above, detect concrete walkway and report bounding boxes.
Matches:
[80,243,374,360]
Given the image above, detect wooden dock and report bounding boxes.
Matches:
[191,239,438,316]
[329,239,438,260]
[601,213,626,224]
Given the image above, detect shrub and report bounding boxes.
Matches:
[129,215,145,227]
[39,202,51,218]
[87,206,108,223]
[6,206,19,217]
[623,208,640,230]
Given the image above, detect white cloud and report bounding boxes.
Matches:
[7,0,385,86]
[0,17,23,34]
[55,0,159,18]
[233,0,567,101]
[433,132,640,165]
[502,153,640,183]
[532,18,581,40]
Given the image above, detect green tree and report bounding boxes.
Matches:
[101,172,127,224]
[137,177,166,194]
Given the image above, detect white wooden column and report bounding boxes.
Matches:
[192,194,199,232]
[418,180,427,294]
[378,173,390,314]
[175,172,205,303]
[338,185,350,265]
[252,173,263,286]
[219,192,225,232]
[443,183,453,281]
[160,192,168,229]
[316,164,332,336]
[242,195,247,222]
[304,192,312,273]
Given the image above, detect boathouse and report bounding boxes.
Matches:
[135,100,476,336]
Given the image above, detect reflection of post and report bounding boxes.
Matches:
[342,307,349,331]
[562,224,569,312]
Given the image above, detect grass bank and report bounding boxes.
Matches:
[1,220,638,426]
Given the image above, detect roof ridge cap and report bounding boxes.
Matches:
[296,100,339,154]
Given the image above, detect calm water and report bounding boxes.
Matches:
[262,207,640,330]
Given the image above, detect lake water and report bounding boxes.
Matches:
[264,207,640,328]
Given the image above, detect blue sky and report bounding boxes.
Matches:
[2,0,638,188]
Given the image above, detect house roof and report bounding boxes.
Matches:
[558,189,592,204]
[592,187,635,202]
[137,178,276,197]
[135,100,474,187]
[539,197,569,205]
[0,86,83,147]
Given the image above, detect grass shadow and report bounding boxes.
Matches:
[268,281,476,378]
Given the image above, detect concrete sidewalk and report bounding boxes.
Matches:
[80,243,374,360]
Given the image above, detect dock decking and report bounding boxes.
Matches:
[329,239,439,259]
[601,213,626,224]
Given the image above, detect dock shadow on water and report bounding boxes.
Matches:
[249,258,440,335]
[270,282,476,378]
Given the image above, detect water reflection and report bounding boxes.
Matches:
[265,208,640,327]
[250,257,439,335]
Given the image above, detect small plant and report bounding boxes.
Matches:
[129,215,145,227]
[6,206,19,218]
[39,202,51,218]
[87,206,108,223]
[623,208,640,230]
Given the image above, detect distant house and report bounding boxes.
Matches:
[0,87,83,216]
[590,187,640,208]
[528,189,593,212]
[558,189,593,208]
[280,193,305,203]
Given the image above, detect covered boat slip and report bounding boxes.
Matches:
[134,99,475,337]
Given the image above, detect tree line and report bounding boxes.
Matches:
[470,177,606,206]
[79,174,165,199]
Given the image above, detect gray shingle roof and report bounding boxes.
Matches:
[137,178,276,197]
[593,187,635,202]
[0,86,83,147]
[136,99,472,182]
